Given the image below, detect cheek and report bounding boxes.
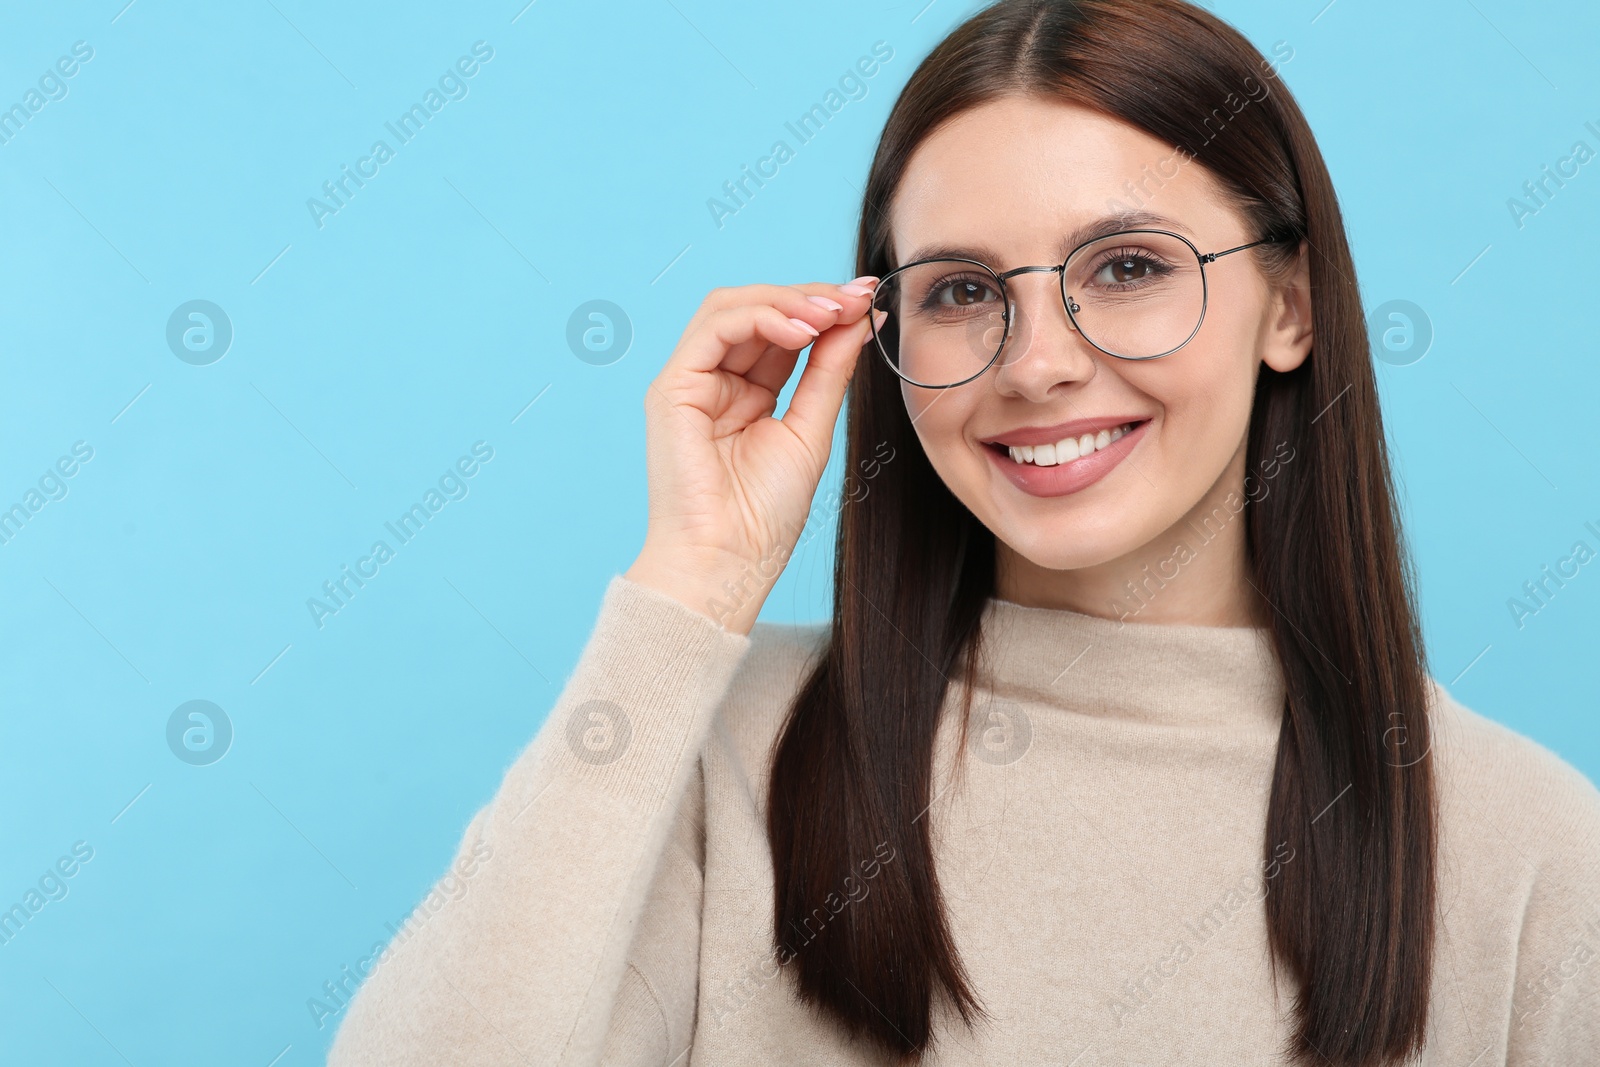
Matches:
[900,382,934,424]
[1152,299,1260,421]
[902,385,980,475]
[1121,334,1257,477]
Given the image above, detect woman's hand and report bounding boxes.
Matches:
[624,278,883,635]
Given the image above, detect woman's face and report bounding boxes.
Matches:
[888,96,1310,593]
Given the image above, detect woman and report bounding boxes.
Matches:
[329,1,1600,1063]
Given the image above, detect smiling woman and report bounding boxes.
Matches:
[326,1,1600,1065]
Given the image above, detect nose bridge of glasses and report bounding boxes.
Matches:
[996,262,1064,301]
[992,265,1098,378]
[996,263,1062,282]
[993,263,1078,329]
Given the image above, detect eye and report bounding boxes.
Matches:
[933,276,999,308]
[1080,246,1178,290]
[1104,255,1152,284]
[1094,246,1184,286]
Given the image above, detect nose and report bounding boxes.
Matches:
[989,270,1098,400]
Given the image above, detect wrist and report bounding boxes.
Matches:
[624,547,771,636]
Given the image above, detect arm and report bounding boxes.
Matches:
[327,574,749,1067]
[597,755,708,1066]
[329,273,877,1065]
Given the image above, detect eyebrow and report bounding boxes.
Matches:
[897,209,1198,269]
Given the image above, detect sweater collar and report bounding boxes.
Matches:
[972,595,1285,733]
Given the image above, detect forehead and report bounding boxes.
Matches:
[889,95,1233,265]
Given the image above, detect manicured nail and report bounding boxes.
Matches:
[788,317,820,337]
[849,275,879,286]
[839,283,873,297]
[870,309,888,331]
[807,295,844,311]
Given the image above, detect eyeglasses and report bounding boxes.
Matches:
[868,228,1285,389]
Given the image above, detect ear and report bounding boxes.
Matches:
[1261,240,1312,373]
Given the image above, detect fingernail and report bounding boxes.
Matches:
[839,283,872,297]
[871,309,888,330]
[788,317,820,337]
[849,275,879,286]
[807,295,844,311]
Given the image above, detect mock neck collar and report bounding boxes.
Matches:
[972,595,1285,734]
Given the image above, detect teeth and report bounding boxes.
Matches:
[1003,422,1139,467]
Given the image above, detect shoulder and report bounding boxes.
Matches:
[707,616,831,767]
[1426,677,1600,871]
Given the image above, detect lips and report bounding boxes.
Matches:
[979,416,1152,467]
[980,417,1151,498]
[996,421,1139,466]
[979,415,1151,448]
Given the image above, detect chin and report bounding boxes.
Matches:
[986,514,1143,574]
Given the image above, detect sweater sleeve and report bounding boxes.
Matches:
[596,755,709,1065]
[1503,751,1600,1064]
[326,574,751,1067]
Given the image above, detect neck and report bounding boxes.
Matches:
[994,448,1268,629]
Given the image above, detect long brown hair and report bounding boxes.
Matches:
[765,1,1437,1064]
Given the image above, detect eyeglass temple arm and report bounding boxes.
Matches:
[1199,234,1286,264]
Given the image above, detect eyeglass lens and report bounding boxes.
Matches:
[871,231,1208,387]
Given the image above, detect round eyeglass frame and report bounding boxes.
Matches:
[868,228,1286,389]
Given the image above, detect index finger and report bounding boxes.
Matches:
[686,278,879,333]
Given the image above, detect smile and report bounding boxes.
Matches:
[996,421,1142,467]
[979,417,1151,498]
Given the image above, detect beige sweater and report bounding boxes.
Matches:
[327,575,1600,1065]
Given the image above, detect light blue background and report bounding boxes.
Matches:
[1,0,1596,1062]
